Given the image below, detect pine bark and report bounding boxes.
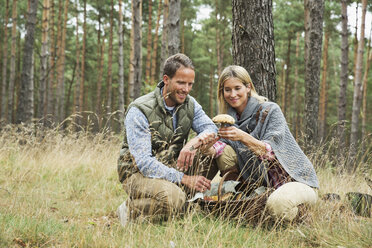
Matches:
[349,0,367,164]
[231,0,277,101]
[319,31,329,143]
[150,0,162,85]
[145,0,153,83]
[73,0,81,119]
[128,0,142,102]
[159,0,169,79]
[209,67,214,117]
[79,0,86,115]
[38,0,50,120]
[16,0,37,124]
[304,0,324,146]
[292,32,300,140]
[54,0,63,119]
[56,0,69,122]
[167,0,180,55]
[118,0,125,119]
[352,4,358,78]
[215,0,222,76]
[1,0,9,121]
[46,0,55,119]
[361,42,371,143]
[337,0,349,151]
[8,0,17,123]
[106,0,114,128]
[96,15,104,123]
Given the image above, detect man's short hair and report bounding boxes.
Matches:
[163,53,194,79]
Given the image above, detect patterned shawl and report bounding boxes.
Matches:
[221,97,319,188]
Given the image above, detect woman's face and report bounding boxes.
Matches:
[223,77,251,114]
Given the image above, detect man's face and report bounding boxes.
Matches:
[163,66,195,107]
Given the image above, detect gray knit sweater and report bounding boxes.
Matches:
[222,97,319,188]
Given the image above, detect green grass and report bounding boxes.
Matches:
[0,124,371,247]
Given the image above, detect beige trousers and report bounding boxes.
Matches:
[123,155,218,219]
[216,145,238,173]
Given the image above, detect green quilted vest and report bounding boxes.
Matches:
[117,82,195,182]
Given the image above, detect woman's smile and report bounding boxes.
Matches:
[223,78,251,114]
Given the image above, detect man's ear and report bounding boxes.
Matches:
[163,74,169,84]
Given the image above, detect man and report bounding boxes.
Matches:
[117,53,219,226]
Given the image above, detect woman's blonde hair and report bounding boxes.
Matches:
[217,65,267,114]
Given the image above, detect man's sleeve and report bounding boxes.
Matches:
[125,107,184,183]
[190,97,218,135]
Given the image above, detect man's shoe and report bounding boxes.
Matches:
[117,201,129,226]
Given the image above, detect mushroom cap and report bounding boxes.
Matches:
[212,114,235,125]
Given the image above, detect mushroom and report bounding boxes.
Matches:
[212,114,235,128]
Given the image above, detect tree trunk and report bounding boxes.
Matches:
[16,0,37,124]
[96,15,103,127]
[56,0,69,122]
[128,0,142,102]
[318,31,329,143]
[352,4,358,78]
[362,43,371,142]
[145,0,153,83]
[349,0,367,166]
[167,0,180,55]
[79,0,86,117]
[159,0,169,80]
[280,61,286,110]
[338,0,349,152]
[304,0,309,64]
[284,37,292,120]
[215,0,222,76]
[8,0,17,123]
[38,0,50,120]
[231,0,276,101]
[150,0,162,85]
[73,0,81,122]
[180,18,184,53]
[209,67,214,117]
[46,0,55,121]
[292,32,300,140]
[304,0,324,146]
[1,0,9,121]
[106,0,114,129]
[118,0,125,121]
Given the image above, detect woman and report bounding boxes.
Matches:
[213,65,319,189]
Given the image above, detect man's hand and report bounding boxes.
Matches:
[198,133,220,154]
[177,133,218,172]
[181,175,211,192]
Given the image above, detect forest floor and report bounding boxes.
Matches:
[0,125,371,248]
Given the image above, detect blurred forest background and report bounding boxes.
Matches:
[0,0,371,167]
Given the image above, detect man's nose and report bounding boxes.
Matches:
[183,84,192,93]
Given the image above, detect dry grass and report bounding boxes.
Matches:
[0,124,371,248]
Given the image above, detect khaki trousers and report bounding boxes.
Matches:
[216,145,238,173]
[123,155,218,219]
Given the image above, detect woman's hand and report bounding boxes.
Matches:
[218,126,246,141]
[219,126,267,156]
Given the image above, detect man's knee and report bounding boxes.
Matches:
[156,184,186,211]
